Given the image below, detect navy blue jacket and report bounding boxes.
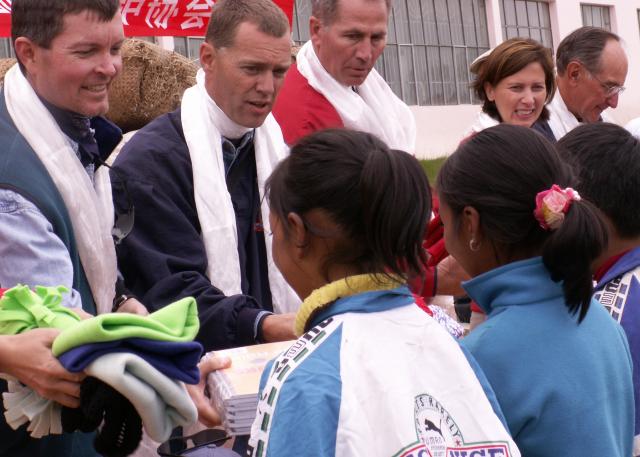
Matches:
[112,109,271,351]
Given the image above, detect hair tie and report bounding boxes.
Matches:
[534,184,581,231]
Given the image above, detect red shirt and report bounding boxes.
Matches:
[273,63,343,146]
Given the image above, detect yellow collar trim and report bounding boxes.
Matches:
[294,274,402,336]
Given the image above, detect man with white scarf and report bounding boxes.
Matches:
[112,0,299,352]
[547,26,627,140]
[273,0,416,154]
[0,1,148,455]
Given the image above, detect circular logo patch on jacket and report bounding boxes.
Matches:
[394,393,513,457]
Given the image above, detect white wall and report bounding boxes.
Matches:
[412,0,640,160]
[411,105,480,159]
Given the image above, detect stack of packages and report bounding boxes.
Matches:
[0,285,203,457]
[207,341,293,436]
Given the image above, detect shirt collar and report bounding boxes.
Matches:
[37,95,122,167]
[293,274,413,335]
[38,95,93,143]
[595,246,640,287]
[221,130,255,175]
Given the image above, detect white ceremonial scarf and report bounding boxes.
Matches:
[295,41,416,154]
[3,64,116,315]
[625,117,640,139]
[547,89,613,141]
[464,111,500,138]
[181,70,299,314]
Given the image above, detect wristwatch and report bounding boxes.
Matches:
[112,294,133,312]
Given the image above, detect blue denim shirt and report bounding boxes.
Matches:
[0,138,87,308]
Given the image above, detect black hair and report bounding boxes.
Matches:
[266,129,431,282]
[437,124,607,322]
[558,123,640,239]
[11,0,120,49]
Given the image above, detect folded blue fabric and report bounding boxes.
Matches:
[58,338,203,385]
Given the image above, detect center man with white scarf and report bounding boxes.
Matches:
[111,0,299,352]
[274,0,416,154]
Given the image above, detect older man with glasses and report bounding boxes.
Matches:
[547,26,628,140]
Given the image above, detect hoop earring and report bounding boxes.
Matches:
[469,238,481,252]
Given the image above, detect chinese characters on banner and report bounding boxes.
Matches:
[0,0,8,35]
[0,0,294,37]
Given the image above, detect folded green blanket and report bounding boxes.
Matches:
[0,285,201,438]
[0,285,81,335]
[52,297,200,356]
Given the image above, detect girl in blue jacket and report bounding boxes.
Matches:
[247,129,521,457]
[438,124,634,457]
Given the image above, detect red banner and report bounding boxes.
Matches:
[0,0,294,38]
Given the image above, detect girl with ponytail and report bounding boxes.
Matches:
[247,129,520,457]
[437,124,634,457]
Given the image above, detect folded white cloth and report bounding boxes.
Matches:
[85,352,197,443]
[295,41,416,154]
[3,64,116,315]
[180,69,299,314]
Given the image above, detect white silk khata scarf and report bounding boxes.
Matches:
[3,64,116,315]
[546,89,613,141]
[296,41,416,154]
[181,70,299,314]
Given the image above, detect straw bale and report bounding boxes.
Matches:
[0,58,16,81]
[107,38,198,132]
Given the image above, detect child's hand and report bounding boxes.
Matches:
[436,256,470,296]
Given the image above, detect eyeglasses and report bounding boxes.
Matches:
[584,66,626,98]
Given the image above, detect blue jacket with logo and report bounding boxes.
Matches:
[248,286,521,457]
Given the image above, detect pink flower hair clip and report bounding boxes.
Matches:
[533,184,581,231]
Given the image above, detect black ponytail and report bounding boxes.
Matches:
[266,129,431,282]
[437,124,607,322]
[542,198,607,321]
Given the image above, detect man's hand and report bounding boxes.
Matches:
[186,355,232,428]
[69,307,93,320]
[435,256,470,296]
[0,329,85,408]
[260,313,296,342]
[116,297,149,316]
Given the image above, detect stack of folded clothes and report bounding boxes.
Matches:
[0,285,203,457]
